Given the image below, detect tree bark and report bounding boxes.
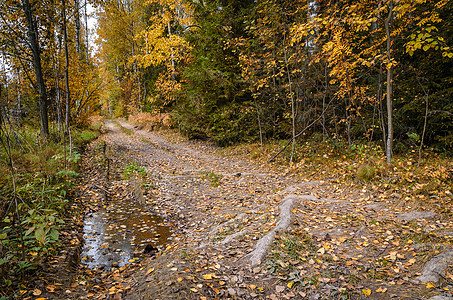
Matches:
[21,0,49,138]
[385,0,394,165]
[62,0,71,134]
[282,31,295,163]
[74,0,81,55]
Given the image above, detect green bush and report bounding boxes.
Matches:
[357,164,375,181]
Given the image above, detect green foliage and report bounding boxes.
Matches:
[0,123,97,293]
[200,171,222,187]
[173,0,258,145]
[357,164,375,181]
[122,163,147,179]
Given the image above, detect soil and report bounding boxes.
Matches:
[30,119,453,300]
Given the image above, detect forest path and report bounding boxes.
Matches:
[45,119,452,299]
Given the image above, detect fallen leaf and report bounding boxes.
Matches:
[362,288,371,296]
[249,284,256,290]
[426,282,435,289]
[376,287,387,293]
[33,289,42,296]
[276,285,285,293]
[203,273,214,280]
[177,277,183,282]
[287,281,294,288]
[46,285,56,292]
[145,268,154,275]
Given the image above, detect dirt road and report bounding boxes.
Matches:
[45,120,453,299]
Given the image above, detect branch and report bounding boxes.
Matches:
[268,95,337,163]
[428,110,453,116]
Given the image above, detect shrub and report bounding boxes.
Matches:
[357,164,375,181]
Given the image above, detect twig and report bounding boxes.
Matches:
[93,184,111,195]
[268,95,337,163]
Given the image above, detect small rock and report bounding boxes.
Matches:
[227,288,236,296]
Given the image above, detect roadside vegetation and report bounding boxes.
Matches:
[223,135,452,212]
[0,116,101,297]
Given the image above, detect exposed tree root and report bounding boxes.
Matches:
[416,249,453,283]
[221,228,250,245]
[247,194,317,267]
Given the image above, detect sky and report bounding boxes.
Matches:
[86,2,99,57]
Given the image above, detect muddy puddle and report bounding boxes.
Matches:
[81,193,170,269]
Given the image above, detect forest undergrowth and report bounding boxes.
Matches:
[220,135,453,215]
[0,118,102,298]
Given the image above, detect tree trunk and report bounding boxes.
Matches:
[167,22,176,82]
[85,0,89,61]
[74,0,81,55]
[378,63,387,150]
[283,32,295,163]
[254,97,263,147]
[385,0,394,165]
[21,0,49,138]
[63,0,71,135]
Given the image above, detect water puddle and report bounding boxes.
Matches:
[81,194,170,269]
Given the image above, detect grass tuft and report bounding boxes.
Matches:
[357,164,375,181]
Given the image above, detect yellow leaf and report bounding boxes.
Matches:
[46,285,56,292]
[177,277,183,282]
[287,281,294,288]
[203,273,214,280]
[362,288,371,296]
[146,268,154,275]
[426,282,435,289]
[249,284,256,290]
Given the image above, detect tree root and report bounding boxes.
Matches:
[416,249,453,283]
[247,194,317,267]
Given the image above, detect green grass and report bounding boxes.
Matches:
[113,120,133,135]
[0,123,98,295]
[200,171,222,187]
[122,162,147,179]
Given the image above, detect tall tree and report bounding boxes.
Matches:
[21,0,49,138]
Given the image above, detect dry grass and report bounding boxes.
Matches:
[128,112,172,131]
